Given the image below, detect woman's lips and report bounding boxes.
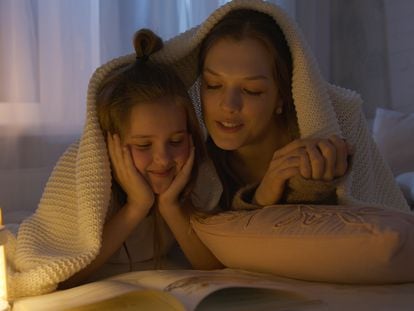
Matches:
[216,120,243,133]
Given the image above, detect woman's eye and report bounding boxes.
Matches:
[243,89,263,96]
[170,139,183,146]
[206,84,221,90]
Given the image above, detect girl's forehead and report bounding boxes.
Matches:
[126,101,188,137]
[131,98,184,115]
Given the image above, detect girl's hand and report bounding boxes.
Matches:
[107,134,154,212]
[254,135,351,206]
[158,141,195,211]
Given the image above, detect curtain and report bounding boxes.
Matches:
[294,0,330,80]
[329,0,391,120]
[0,0,290,222]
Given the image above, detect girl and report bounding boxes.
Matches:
[59,29,223,288]
[8,29,222,299]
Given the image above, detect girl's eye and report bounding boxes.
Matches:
[243,89,263,96]
[132,144,151,150]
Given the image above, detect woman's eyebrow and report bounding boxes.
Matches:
[204,67,269,81]
[129,135,153,139]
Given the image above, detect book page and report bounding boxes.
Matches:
[12,268,414,311]
[109,269,322,310]
[13,269,323,311]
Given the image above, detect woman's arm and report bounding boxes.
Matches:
[253,135,351,206]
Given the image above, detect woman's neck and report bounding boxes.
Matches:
[229,119,290,185]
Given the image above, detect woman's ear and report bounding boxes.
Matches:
[274,98,284,115]
[275,106,283,115]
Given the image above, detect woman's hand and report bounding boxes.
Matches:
[279,135,350,180]
[254,135,351,206]
[158,141,195,212]
[107,133,154,213]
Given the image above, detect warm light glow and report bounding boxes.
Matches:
[0,209,9,311]
[0,244,7,302]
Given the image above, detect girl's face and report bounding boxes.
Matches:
[201,38,280,152]
[124,99,190,194]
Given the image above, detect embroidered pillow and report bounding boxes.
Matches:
[191,205,414,284]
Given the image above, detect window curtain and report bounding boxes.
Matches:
[0,0,291,222]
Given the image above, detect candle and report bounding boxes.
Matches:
[0,209,9,311]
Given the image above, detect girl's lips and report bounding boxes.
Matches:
[216,120,243,133]
[149,168,173,177]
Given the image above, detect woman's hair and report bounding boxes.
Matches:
[96,29,206,267]
[199,9,299,210]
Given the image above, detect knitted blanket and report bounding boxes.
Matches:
[6,0,409,300]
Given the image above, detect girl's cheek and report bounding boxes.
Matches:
[130,149,151,174]
[173,144,190,168]
[184,138,192,158]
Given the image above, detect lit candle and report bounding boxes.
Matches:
[0,209,9,311]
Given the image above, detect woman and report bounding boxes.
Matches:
[198,8,350,209]
[154,0,409,212]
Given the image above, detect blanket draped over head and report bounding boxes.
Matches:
[6,0,409,300]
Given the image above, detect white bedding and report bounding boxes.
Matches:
[245,275,414,311]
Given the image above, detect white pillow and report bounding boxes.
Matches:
[396,172,414,205]
[372,108,414,176]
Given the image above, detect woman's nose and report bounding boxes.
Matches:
[220,88,242,113]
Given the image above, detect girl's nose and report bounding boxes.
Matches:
[153,146,172,166]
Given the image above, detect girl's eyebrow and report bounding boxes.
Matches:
[129,130,187,139]
[204,67,269,81]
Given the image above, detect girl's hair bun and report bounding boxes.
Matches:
[133,29,163,59]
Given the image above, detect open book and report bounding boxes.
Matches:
[12,269,323,311]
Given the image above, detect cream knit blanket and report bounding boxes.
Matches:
[6,0,409,300]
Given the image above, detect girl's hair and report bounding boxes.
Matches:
[96,29,206,267]
[198,9,299,210]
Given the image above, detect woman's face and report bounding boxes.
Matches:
[201,38,280,152]
[124,99,190,194]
